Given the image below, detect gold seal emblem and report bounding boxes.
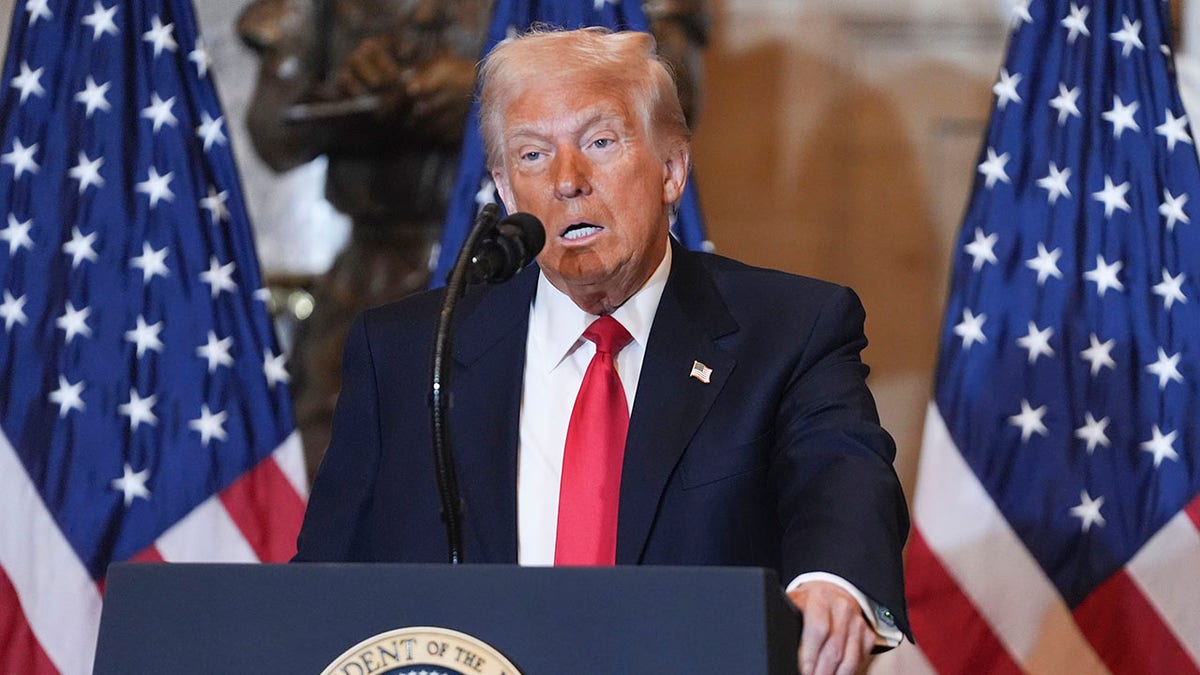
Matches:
[321,626,522,675]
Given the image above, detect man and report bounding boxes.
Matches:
[296,28,911,675]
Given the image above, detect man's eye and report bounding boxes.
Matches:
[592,138,614,149]
[521,151,542,161]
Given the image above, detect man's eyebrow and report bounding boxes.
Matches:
[504,108,627,144]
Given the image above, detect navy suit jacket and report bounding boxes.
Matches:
[296,241,911,638]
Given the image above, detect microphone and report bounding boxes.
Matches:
[467,211,545,284]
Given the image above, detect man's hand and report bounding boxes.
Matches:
[787,581,875,675]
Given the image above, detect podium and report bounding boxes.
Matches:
[94,563,800,674]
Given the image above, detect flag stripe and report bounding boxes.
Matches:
[271,432,309,499]
[0,566,58,675]
[219,451,305,562]
[154,496,260,564]
[1186,494,1200,531]
[1126,503,1200,664]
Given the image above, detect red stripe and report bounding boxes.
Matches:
[1073,569,1200,674]
[1185,492,1200,531]
[0,566,60,675]
[218,457,305,562]
[905,528,1024,675]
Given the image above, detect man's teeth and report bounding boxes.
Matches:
[562,225,602,241]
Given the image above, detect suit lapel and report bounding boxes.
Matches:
[617,244,739,563]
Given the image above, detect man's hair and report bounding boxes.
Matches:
[478,27,691,170]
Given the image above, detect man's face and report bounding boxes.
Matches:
[492,75,688,314]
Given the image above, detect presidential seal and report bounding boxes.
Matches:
[321,626,523,675]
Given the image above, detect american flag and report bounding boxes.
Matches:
[875,0,1200,672]
[0,1,306,673]
[432,0,710,285]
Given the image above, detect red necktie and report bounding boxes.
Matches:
[554,315,633,566]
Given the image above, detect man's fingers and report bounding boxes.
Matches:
[798,607,829,675]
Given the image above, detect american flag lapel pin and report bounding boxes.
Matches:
[690,360,713,384]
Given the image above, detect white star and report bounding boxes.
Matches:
[200,257,237,298]
[1155,110,1193,152]
[111,463,151,506]
[118,389,158,431]
[1110,16,1144,57]
[1152,269,1187,310]
[954,308,987,350]
[977,147,1011,189]
[1074,413,1110,453]
[189,38,211,78]
[140,92,178,133]
[141,15,177,57]
[993,69,1022,110]
[25,0,52,25]
[1102,96,1140,138]
[0,290,28,331]
[253,287,272,302]
[1061,3,1090,43]
[1145,348,1183,390]
[129,242,170,284]
[1084,256,1124,297]
[964,228,999,271]
[48,375,86,418]
[1092,176,1131,218]
[135,166,174,208]
[199,187,229,224]
[195,111,227,151]
[55,301,92,343]
[1159,189,1189,231]
[1010,0,1032,28]
[1037,162,1072,205]
[189,404,228,446]
[124,315,164,357]
[1,214,34,255]
[1080,334,1116,376]
[1008,399,1049,442]
[475,177,496,210]
[1,138,40,179]
[1069,491,1105,532]
[1025,243,1063,285]
[1016,322,1055,364]
[74,76,111,117]
[263,349,290,389]
[62,226,99,268]
[197,331,234,372]
[10,61,45,103]
[68,151,105,194]
[1049,83,1082,125]
[1140,426,1179,468]
[81,1,119,41]
[593,0,614,10]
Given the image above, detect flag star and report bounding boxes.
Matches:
[964,228,999,270]
[111,463,151,506]
[140,92,178,133]
[593,0,614,10]
[124,315,164,357]
[1025,243,1063,285]
[1110,16,1144,57]
[1159,189,1189,231]
[62,226,99,268]
[954,308,987,349]
[55,301,92,343]
[135,166,174,208]
[130,242,170,284]
[1155,110,1193,152]
[1,214,34,255]
[1049,83,1082,125]
[48,375,86,418]
[1016,322,1055,364]
[475,177,496,209]
[263,349,291,389]
[0,291,28,331]
[1010,0,1032,27]
[1080,334,1116,376]
[1,138,40,179]
[1036,162,1072,205]
[253,287,272,302]
[1092,176,1131,218]
[189,405,229,446]
[993,69,1022,110]
[200,257,238,298]
[1061,3,1090,43]
[68,151,105,194]
[82,1,119,41]
[1152,270,1187,310]
[200,187,229,224]
[142,15,177,57]
[74,76,112,117]
[197,331,234,372]
[1074,413,1110,453]
[25,0,52,25]
[1069,491,1105,532]
[10,61,45,103]
[195,111,227,151]
[1145,348,1183,390]
[1084,256,1124,297]
[1101,96,1140,138]
[118,389,158,431]
[977,147,1010,189]
[1008,399,1049,442]
[1140,426,1179,468]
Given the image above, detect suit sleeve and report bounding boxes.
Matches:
[771,285,912,640]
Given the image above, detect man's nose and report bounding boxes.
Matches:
[553,150,592,200]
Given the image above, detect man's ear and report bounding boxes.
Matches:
[661,147,689,206]
[493,169,517,212]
